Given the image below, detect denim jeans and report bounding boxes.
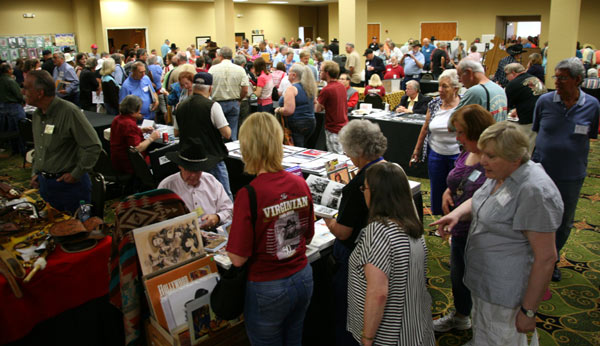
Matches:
[288,117,316,148]
[38,173,91,214]
[219,100,240,141]
[552,178,585,255]
[207,161,233,202]
[244,264,313,346]
[450,235,472,316]
[257,103,273,114]
[427,147,458,215]
[0,102,26,154]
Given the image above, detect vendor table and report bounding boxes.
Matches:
[0,237,119,344]
[354,87,405,109]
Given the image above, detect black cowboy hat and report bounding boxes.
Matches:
[166,139,220,172]
[506,44,526,56]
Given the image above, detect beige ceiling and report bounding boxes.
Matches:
[159,0,334,5]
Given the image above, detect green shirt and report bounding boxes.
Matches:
[0,75,24,104]
[32,97,101,179]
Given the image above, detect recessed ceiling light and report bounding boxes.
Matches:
[305,0,325,2]
[269,1,288,3]
[233,0,247,2]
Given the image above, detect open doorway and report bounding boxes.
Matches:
[496,15,541,47]
[107,28,147,54]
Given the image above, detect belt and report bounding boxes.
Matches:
[40,172,66,179]
[215,99,238,102]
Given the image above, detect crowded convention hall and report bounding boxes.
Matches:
[1,0,600,345]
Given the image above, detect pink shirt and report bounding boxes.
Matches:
[257,71,274,105]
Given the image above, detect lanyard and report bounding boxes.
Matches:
[361,157,384,172]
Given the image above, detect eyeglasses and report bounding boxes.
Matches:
[359,185,369,192]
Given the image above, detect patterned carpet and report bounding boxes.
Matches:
[420,138,600,346]
[0,139,598,345]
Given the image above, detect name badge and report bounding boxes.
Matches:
[496,188,511,207]
[468,170,482,182]
[194,206,205,217]
[574,124,588,135]
[44,124,55,134]
[387,68,391,71]
[142,86,149,92]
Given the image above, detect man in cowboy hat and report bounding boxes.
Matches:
[368,36,379,51]
[158,139,233,229]
[329,38,340,56]
[399,40,424,90]
[494,43,526,88]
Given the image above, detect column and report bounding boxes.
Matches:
[214,0,235,49]
[338,0,367,58]
[73,0,102,52]
[546,0,581,88]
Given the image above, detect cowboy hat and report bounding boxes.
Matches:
[506,44,527,56]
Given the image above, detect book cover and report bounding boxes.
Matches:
[133,212,205,277]
[186,289,230,344]
[0,38,8,49]
[9,49,18,61]
[18,48,27,59]
[16,37,26,48]
[34,36,44,48]
[25,36,35,48]
[284,165,302,177]
[309,219,336,249]
[328,166,350,185]
[27,48,37,59]
[0,50,8,61]
[306,174,344,212]
[144,255,217,330]
[8,37,17,49]
[161,273,219,331]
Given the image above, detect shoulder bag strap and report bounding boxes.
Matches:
[480,83,490,111]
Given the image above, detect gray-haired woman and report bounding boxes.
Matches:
[323,119,387,346]
[274,63,317,147]
[432,121,563,345]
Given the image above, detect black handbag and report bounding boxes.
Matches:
[210,184,256,320]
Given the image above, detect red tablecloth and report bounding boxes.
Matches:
[0,236,112,344]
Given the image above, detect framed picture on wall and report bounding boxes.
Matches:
[251,34,264,45]
[195,36,211,48]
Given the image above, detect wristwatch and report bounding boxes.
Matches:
[520,305,536,318]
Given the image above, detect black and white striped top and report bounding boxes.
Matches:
[347,221,435,346]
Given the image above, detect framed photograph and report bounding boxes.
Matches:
[195,36,211,48]
[35,36,44,48]
[9,49,18,60]
[27,48,37,59]
[328,166,350,185]
[133,212,205,277]
[0,38,7,49]
[251,34,264,45]
[8,37,17,49]
[25,36,35,48]
[18,48,27,59]
[0,49,9,61]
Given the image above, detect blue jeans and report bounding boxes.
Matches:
[427,147,458,215]
[332,241,360,346]
[287,117,316,148]
[257,103,273,114]
[207,161,233,202]
[219,100,240,141]
[552,178,584,255]
[244,264,313,346]
[450,235,472,316]
[0,102,26,155]
[38,173,91,214]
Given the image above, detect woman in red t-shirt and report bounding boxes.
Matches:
[364,74,386,98]
[253,57,275,113]
[110,95,160,174]
[227,112,315,345]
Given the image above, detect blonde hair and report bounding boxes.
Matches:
[368,74,383,87]
[100,58,115,76]
[478,122,529,164]
[239,112,284,174]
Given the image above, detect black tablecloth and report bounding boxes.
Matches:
[420,79,439,94]
[83,111,115,154]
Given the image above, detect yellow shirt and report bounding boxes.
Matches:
[208,60,250,101]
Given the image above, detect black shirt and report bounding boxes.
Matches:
[336,168,368,250]
[42,59,55,75]
[329,43,339,56]
[365,56,385,82]
[431,49,448,76]
[79,68,99,111]
[505,72,542,125]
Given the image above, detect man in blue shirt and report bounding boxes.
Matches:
[421,38,436,71]
[52,52,79,106]
[119,62,159,120]
[161,39,170,58]
[399,41,425,90]
[532,58,600,282]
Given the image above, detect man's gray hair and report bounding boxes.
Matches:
[338,119,387,159]
[147,55,158,65]
[389,42,395,48]
[193,84,210,93]
[132,61,145,72]
[85,57,97,69]
[279,46,288,53]
[406,80,420,92]
[504,63,525,74]
[54,52,65,60]
[119,95,142,115]
[219,46,233,59]
[556,57,585,81]
[458,58,485,74]
[346,43,355,49]
[438,69,462,88]
[233,54,246,66]
[111,53,122,64]
[27,70,56,97]
[588,68,599,78]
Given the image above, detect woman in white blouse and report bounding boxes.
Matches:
[347,162,435,346]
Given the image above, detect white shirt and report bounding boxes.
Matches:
[173,101,229,130]
[158,171,233,226]
[428,107,460,155]
[278,75,292,95]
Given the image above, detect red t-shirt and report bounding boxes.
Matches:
[227,171,314,282]
[383,64,405,80]
[365,85,386,97]
[318,80,348,134]
[110,114,147,174]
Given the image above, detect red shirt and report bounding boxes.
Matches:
[227,171,314,282]
[110,114,147,174]
[318,80,348,134]
[383,64,405,80]
[365,85,386,97]
[346,86,359,109]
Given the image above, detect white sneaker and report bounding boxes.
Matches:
[433,311,472,332]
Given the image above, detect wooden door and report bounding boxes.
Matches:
[304,27,314,42]
[420,22,457,42]
[235,33,245,50]
[108,28,146,51]
[367,24,380,46]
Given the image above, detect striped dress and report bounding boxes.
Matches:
[347,221,435,345]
